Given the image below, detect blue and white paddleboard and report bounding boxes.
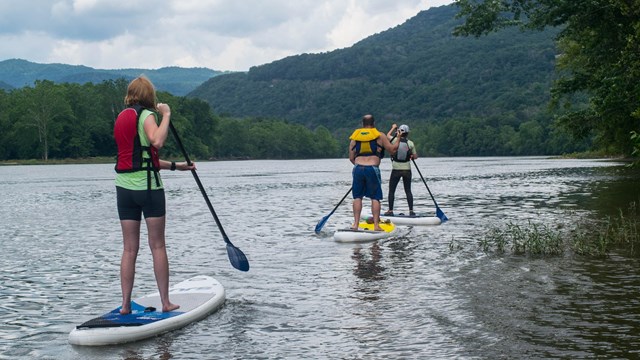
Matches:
[69,275,225,346]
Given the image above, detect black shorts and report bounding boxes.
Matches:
[116,187,166,221]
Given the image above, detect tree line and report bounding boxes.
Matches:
[0,79,592,162]
[0,80,341,162]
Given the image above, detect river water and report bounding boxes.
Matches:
[1,157,639,359]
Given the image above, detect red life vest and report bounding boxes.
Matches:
[114,105,160,188]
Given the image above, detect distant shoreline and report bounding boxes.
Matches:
[0,157,115,166]
[0,154,631,166]
[0,156,272,165]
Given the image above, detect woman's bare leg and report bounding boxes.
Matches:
[145,216,179,312]
[120,220,141,315]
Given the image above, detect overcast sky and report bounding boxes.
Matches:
[0,0,454,71]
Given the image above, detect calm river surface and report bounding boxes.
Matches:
[1,157,639,359]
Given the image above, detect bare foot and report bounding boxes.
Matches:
[162,303,180,312]
[374,227,384,231]
[351,223,359,230]
[120,304,131,315]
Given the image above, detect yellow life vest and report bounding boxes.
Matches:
[350,127,383,158]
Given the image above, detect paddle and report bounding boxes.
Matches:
[315,187,352,234]
[168,122,249,272]
[411,159,448,222]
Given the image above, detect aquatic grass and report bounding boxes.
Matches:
[572,202,640,257]
[569,219,612,257]
[480,221,565,256]
[479,202,640,258]
[479,227,509,254]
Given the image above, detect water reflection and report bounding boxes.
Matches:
[70,333,176,360]
[120,336,174,360]
[581,166,640,217]
[385,235,417,271]
[352,243,385,282]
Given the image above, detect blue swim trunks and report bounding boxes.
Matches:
[352,165,383,200]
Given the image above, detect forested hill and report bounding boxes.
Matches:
[0,59,225,96]
[189,4,559,132]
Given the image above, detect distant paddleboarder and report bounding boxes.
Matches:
[385,124,417,216]
[348,114,399,231]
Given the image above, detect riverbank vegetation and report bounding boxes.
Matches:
[454,0,640,162]
[0,79,593,162]
[0,80,340,162]
[0,157,114,166]
[479,202,640,258]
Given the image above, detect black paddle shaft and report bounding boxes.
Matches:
[328,187,352,217]
[411,159,448,222]
[412,159,439,207]
[168,122,231,243]
[315,187,352,233]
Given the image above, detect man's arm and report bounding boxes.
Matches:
[349,140,357,164]
[379,134,400,155]
[386,124,398,139]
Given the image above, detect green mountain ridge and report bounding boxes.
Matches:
[189,5,560,133]
[0,58,225,96]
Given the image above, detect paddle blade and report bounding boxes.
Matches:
[315,215,330,234]
[226,244,250,272]
[436,207,448,223]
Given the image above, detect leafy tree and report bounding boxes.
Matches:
[453,0,640,155]
[57,82,96,158]
[516,120,545,155]
[92,79,129,156]
[157,92,219,159]
[212,117,341,159]
[0,90,8,158]
[314,126,340,158]
[214,117,254,158]
[13,80,72,160]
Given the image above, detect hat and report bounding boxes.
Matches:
[399,124,410,134]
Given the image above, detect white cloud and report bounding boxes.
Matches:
[0,0,454,71]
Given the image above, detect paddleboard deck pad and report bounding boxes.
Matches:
[378,213,441,226]
[74,302,178,329]
[333,220,397,243]
[69,275,225,346]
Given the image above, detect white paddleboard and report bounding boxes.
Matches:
[69,275,225,346]
[334,220,397,243]
[378,213,441,226]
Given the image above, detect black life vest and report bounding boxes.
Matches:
[114,105,160,189]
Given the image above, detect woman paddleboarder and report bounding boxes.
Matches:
[113,76,195,314]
